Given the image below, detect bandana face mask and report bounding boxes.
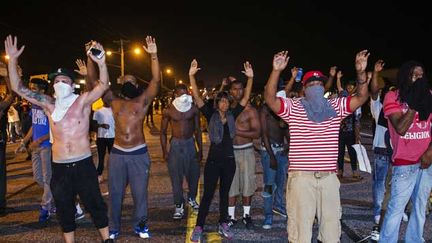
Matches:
[172,94,193,112]
[54,82,74,99]
[121,82,140,99]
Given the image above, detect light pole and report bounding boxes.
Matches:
[112,39,130,77]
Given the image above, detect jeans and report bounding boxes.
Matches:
[405,165,432,243]
[260,149,288,223]
[372,151,391,216]
[337,131,358,172]
[379,164,431,243]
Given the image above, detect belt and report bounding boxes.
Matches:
[289,171,335,179]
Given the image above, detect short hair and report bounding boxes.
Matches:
[228,80,244,90]
[214,91,233,108]
[30,78,49,92]
[174,84,188,92]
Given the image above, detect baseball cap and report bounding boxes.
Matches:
[48,68,76,82]
[302,70,328,86]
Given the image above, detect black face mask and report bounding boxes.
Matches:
[121,82,140,99]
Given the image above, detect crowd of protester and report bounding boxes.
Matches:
[0,35,431,243]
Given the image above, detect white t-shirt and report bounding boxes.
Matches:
[93,107,115,138]
[370,96,387,149]
[8,106,20,123]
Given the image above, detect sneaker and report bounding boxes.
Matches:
[108,230,119,240]
[402,212,409,222]
[227,216,237,227]
[218,222,234,240]
[190,226,203,242]
[49,206,57,215]
[370,225,380,241]
[272,207,287,218]
[374,215,380,225]
[187,197,200,210]
[75,211,85,221]
[39,207,50,223]
[242,214,254,229]
[134,221,150,239]
[173,204,184,219]
[262,217,272,230]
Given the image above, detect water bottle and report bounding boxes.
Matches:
[295,68,303,82]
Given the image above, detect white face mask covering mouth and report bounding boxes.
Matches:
[51,82,79,122]
[54,82,74,99]
[172,94,193,112]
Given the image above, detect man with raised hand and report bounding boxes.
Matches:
[264,50,370,242]
[160,83,202,220]
[103,36,160,240]
[4,35,111,243]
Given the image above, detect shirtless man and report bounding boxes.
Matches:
[259,79,291,230]
[226,72,260,229]
[5,35,111,243]
[99,36,160,240]
[160,84,202,219]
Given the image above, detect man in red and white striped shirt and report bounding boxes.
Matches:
[264,50,371,243]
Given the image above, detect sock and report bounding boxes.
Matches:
[76,203,83,214]
[228,206,236,219]
[243,206,251,217]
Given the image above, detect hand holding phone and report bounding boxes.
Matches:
[87,42,105,59]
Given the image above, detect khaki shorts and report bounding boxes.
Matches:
[287,171,341,243]
[229,145,257,197]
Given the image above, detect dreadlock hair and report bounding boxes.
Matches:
[396,60,424,103]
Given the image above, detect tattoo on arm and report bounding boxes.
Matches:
[18,83,51,103]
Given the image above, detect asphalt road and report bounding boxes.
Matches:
[0,113,431,243]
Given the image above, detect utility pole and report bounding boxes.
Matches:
[113,39,130,77]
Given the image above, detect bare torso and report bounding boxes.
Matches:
[167,105,198,139]
[233,104,259,145]
[48,96,92,161]
[262,105,288,144]
[111,97,150,148]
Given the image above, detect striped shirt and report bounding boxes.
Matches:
[277,96,352,171]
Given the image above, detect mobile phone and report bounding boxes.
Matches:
[295,68,303,82]
[87,46,105,59]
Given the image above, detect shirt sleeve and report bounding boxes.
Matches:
[333,96,352,118]
[383,91,402,118]
[231,103,245,119]
[199,102,214,122]
[276,97,292,121]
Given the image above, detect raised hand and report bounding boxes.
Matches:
[336,70,343,79]
[329,66,337,77]
[241,61,254,78]
[374,59,385,72]
[4,35,25,61]
[74,59,87,76]
[273,51,289,71]
[355,50,370,72]
[291,67,298,79]
[189,59,201,76]
[87,42,106,65]
[143,36,157,54]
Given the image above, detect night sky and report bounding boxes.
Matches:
[1,0,431,91]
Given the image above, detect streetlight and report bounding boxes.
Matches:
[106,39,142,78]
[160,68,174,90]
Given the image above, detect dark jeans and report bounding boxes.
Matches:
[196,156,236,227]
[96,138,114,175]
[337,131,358,171]
[0,141,6,210]
[51,157,108,233]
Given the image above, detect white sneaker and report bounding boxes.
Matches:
[371,226,380,241]
[402,212,409,222]
[374,215,380,225]
[173,204,184,219]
